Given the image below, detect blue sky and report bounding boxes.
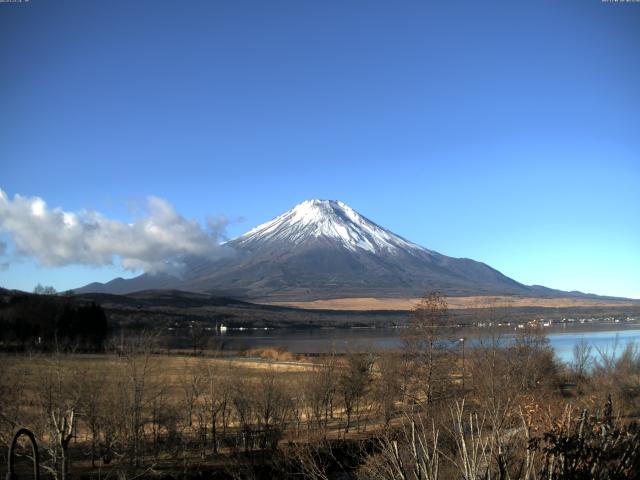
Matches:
[1,0,639,298]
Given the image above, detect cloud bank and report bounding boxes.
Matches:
[0,190,231,274]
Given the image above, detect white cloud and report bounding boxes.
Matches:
[0,190,232,274]
[0,240,7,272]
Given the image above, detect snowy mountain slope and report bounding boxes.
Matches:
[76,199,536,300]
[235,199,430,255]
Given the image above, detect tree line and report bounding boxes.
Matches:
[0,291,108,350]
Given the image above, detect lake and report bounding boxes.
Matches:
[216,325,640,364]
[548,328,640,363]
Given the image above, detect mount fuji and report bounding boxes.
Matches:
[77,200,552,300]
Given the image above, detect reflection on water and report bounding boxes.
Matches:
[216,325,640,362]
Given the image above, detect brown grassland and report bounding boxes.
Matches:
[2,293,640,480]
[266,295,640,311]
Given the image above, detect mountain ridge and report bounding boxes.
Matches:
[74,199,619,301]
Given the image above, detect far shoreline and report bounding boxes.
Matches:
[263,295,640,311]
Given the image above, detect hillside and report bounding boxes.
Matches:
[76,200,633,302]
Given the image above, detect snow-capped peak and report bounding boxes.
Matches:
[235,199,428,254]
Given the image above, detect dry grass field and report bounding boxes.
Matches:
[266,295,640,311]
[1,352,314,396]
[3,325,640,480]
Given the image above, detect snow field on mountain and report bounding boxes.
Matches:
[237,199,426,255]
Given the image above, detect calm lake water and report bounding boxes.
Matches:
[217,325,640,363]
[548,328,640,363]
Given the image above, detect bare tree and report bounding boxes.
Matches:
[406,291,452,407]
[202,360,231,454]
[305,356,337,435]
[279,441,346,480]
[188,322,209,356]
[359,413,440,480]
[254,369,290,449]
[288,377,305,438]
[338,352,374,434]
[34,283,57,295]
[34,353,81,480]
[113,332,158,468]
[180,359,204,430]
[230,376,254,453]
[571,339,593,380]
[78,364,112,468]
[372,352,404,428]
